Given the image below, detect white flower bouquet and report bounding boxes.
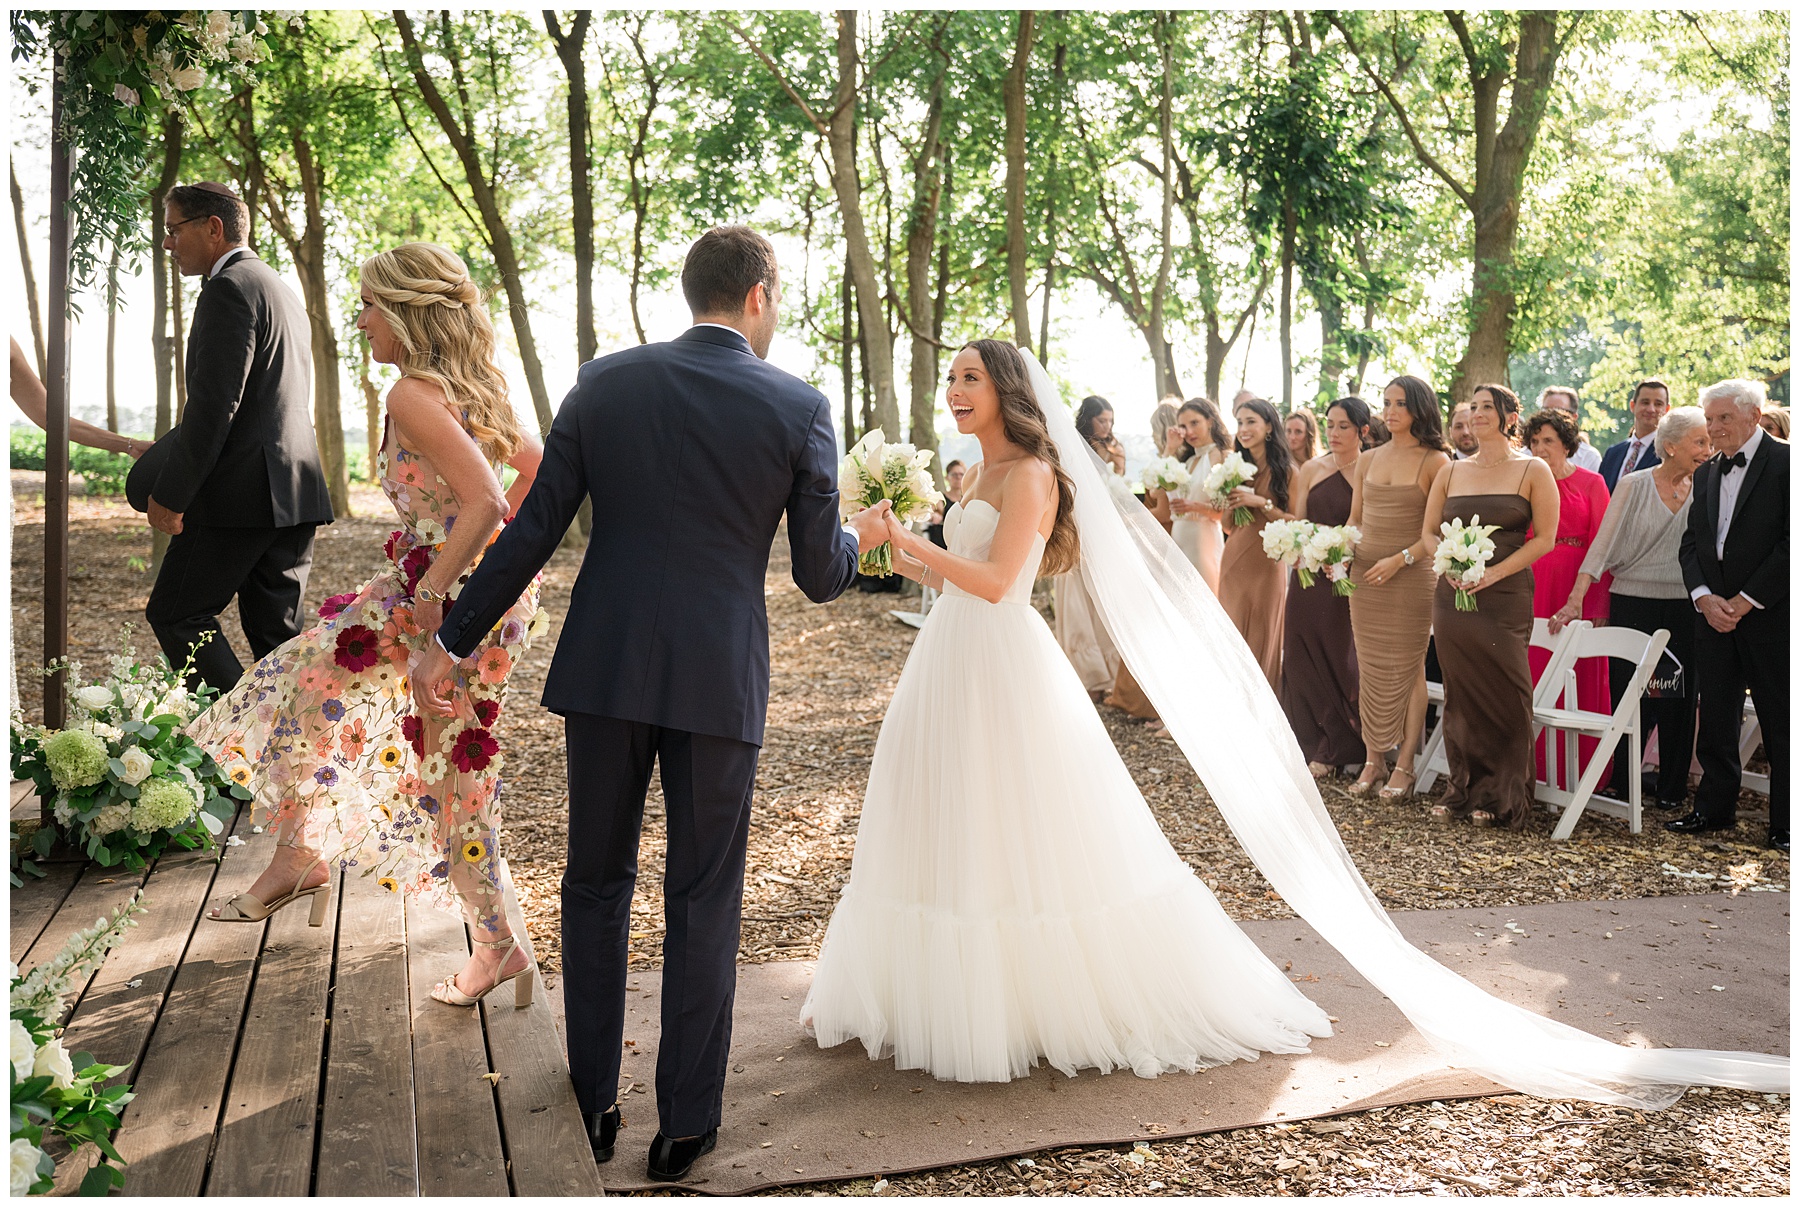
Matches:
[10,631,242,879]
[1433,516,1501,611]
[839,429,943,576]
[1261,518,1318,585]
[1304,524,1362,597]
[1201,451,1258,526]
[10,893,144,1195]
[1139,455,1191,495]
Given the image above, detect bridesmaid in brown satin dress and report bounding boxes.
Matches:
[1347,377,1451,797]
[1218,397,1298,688]
[1280,398,1373,773]
[1422,384,1559,829]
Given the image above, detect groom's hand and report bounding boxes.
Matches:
[147,498,184,535]
[846,500,893,553]
[410,639,459,718]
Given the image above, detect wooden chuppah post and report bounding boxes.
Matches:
[43,51,73,789]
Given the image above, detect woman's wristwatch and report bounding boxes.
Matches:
[1400,546,1416,566]
[415,579,448,605]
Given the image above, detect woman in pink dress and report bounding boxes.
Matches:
[1523,409,1612,790]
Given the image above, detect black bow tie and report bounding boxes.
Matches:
[1720,451,1748,473]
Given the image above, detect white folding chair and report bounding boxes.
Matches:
[1416,619,1585,794]
[1535,625,1671,840]
[1738,698,1770,796]
[889,583,937,630]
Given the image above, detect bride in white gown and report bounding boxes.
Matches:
[804,339,1788,1106]
[803,341,1329,1080]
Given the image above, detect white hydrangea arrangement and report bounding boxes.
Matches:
[838,429,943,576]
[11,631,242,880]
[10,893,145,1195]
[1434,516,1501,611]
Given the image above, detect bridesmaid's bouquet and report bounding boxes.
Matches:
[1139,455,1190,494]
[1201,451,1257,526]
[839,429,942,577]
[1306,524,1362,597]
[1434,516,1500,611]
[1261,518,1317,585]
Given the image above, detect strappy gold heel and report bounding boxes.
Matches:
[208,845,331,927]
[430,933,535,1009]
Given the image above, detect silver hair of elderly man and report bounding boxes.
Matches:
[1697,378,1769,415]
[1654,405,1710,457]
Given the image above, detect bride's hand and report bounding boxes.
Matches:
[881,508,915,551]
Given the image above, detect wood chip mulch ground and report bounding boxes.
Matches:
[10,475,1788,1196]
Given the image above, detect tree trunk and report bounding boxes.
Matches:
[841,273,856,445]
[1312,277,1347,401]
[1036,40,1068,367]
[103,243,120,433]
[393,10,555,436]
[623,18,660,346]
[829,11,899,438]
[1279,194,1296,409]
[1149,12,1178,399]
[11,159,47,379]
[360,339,381,483]
[1350,232,1375,396]
[293,131,351,517]
[905,62,946,459]
[1003,10,1036,349]
[545,11,596,362]
[148,119,182,574]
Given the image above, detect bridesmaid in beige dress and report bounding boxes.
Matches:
[1346,377,1451,797]
[1167,398,1229,592]
[1216,397,1296,688]
[1421,384,1559,828]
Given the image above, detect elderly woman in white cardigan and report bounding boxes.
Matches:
[1549,407,1711,809]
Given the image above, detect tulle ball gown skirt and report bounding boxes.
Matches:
[803,591,1332,1082]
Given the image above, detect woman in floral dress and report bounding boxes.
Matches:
[189,242,548,1006]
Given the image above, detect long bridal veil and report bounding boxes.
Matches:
[1022,349,1787,1108]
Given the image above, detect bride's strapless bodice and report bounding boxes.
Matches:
[942,500,1044,606]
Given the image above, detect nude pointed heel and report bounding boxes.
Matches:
[430,933,535,1009]
[208,849,331,926]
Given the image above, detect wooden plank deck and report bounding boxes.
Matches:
[10,785,603,1197]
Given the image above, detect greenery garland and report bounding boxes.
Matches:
[8,10,298,293]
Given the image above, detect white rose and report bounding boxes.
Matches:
[11,1137,45,1198]
[75,685,114,712]
[10,1018,35,1080]
[172,66,207,91]
[206,11,232,38]
[117,746,155,786]
[32,1036,75,1089]
[112,83,140,106]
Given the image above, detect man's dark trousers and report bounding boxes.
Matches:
[146,522,317,691]
[562,712,760,1138]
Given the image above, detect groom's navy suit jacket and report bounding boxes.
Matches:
[439,324,859,745]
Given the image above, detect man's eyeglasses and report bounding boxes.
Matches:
[165,216,208,233]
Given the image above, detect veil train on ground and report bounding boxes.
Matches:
[1022,348,1787,1109]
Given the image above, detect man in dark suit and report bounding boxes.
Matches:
[1598,378,1670,490]
[412,226,889,1182]
[1670,379,1788,851]
[143,182,333,692]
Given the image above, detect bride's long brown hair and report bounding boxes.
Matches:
[963,339,1080,576]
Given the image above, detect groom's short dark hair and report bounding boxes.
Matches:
[682,226,778,317]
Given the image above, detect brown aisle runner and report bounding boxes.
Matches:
[584,891,1788,1194]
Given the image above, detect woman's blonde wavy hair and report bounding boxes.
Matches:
[360,242,524,460]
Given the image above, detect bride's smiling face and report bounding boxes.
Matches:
[946,348,1000,434]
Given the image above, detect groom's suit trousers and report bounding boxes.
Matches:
[562,711,759,1136]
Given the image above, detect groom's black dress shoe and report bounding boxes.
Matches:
[646,1129,717,1182]
[585,1106,621,1163]
[1664,811,1736,835]
[1769,832,1790,854]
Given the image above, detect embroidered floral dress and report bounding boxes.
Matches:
[187,416,546,933]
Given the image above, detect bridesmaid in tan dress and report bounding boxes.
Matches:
[1422,384,1559,828]
[1347,377,1451,797]
[1217,397,1297,689]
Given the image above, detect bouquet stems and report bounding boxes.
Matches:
[859,544,894,577]
[1453,586,1479,611]
[1331,576,1355,597]
[1295,567,1316,589]
[1230,505,1255,528]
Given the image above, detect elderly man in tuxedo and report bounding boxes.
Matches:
[142,182,333,692]
[1599,378,1670,490]
[1670,379,1789,851]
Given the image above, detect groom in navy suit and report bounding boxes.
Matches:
[416,227,889,1180]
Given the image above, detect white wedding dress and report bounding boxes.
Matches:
[802,499,1332,1082]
